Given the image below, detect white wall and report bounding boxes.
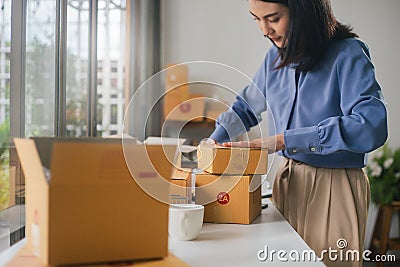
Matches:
[161,0,269,78]
[330,0,400,148]
[161,0,400,147]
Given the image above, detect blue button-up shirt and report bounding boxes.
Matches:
[210,38,388,168]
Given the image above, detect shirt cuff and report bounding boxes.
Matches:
[209,126,230,143]
[284,126,322,155]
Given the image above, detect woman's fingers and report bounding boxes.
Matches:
[222,141,252,147]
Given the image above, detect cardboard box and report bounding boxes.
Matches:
[9,166,16,206]
[164,94,205,122]
[164,84,190,100]
[197,145,268,175]
[165,64,189,101]
[195,173,261,224]
[6,247,189,267]
[163,91,187,119]
[170,168,192,204]
[14,137,177,266]
[165,64,188,89]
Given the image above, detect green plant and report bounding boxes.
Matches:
[0,120,10,210]
[0,120,10,156]
[0,151,10,210]
[365,144,400,206]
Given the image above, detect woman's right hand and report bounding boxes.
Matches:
[221,134,285,154]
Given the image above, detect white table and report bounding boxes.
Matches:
[0,201,326,267]
[169,200,326,266]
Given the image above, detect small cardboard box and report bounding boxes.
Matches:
[165,64,189,101]
[164,94,205,122]
[6,247,190,267]
[195,173,261,224]
[14,137,177,266]
[197,145,268,175]
[165,64,188,90]
[163,91,187,119]
[170,168,192,204]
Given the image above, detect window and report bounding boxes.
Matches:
[66,0,90,137]
[0,0,24,252]
[1,0,161,254]
[0,0,12,213]
[65,0,127,137]
[25,0,56,137]
[111,60,118,73]
[97,0,126,136]
[110,104,118,124]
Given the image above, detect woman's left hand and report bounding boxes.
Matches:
[222,134,285,154]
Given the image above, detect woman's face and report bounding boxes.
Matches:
[249,0,290,48]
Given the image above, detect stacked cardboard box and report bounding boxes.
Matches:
[196,145,268,224]
[170,168,192,204]
[164,65,205,121]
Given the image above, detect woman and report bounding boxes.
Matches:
[209,0,388,266]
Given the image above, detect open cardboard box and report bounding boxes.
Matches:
[14,137,177,266]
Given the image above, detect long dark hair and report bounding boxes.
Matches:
[262,0,358,72]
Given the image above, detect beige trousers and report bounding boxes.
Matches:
[272,158,370,267]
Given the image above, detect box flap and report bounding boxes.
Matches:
[48,139,174,186]
[123,144,177,203]
[14,138,50,259]
[32,137,54,169]
[172,168,191,180]
[14,138,47,184]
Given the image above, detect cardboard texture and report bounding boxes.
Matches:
[6,247,189,267]
[197,145,268,175]
[164,64,189,102]
[14,138,176,266]
[170,168,192,204]
[196,173,262,224]
[9,166,16,206]
[165,64,188,91]
[164,94,205,122]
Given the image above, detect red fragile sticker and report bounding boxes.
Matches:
[179,103,191,113]
[217,192,230,205]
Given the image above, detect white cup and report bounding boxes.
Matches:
[169,204,204,241]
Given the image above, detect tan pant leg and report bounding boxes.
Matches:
[272,160,370,267]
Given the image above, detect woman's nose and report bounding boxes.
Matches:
[260,21,272,36]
